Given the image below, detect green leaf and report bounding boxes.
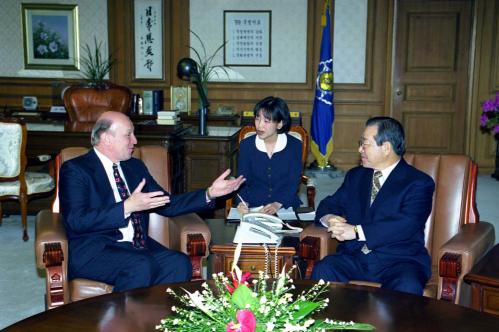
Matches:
[231,284,259,310]
[291,301,320,321]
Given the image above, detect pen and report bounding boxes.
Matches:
[236,193,248,208]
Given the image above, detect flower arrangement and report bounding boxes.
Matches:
[156,243,375,332]
[480,92,499,137]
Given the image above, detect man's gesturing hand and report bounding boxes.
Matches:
[124,178,170,214]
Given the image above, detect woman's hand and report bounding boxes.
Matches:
[261,202,282,215]
[237,202,249,215]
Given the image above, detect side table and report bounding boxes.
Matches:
[211,244,296,278]
[205,219,299,278]
[464,243,499,316]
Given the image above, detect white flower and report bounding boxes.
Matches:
[40,32,48,40]
[260,295,267,304]
[37,44,48,55]
[49,41,58,52]
[318,279,325,285]
[266,322,275,331]
[171,306,176,312]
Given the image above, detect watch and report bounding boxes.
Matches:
[353,225,360,240]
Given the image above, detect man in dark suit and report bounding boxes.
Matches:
[311,116,435,295]
[59,111,245,292]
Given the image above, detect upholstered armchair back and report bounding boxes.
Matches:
[0,122,24,178]
[63,84,131,132]
[403,153,478,265]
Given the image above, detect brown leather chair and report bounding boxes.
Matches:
[63,84,131,132]
[35,145,211,309]
[225,125,316,216]
[299,153,495,307]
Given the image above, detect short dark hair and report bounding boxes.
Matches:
[253,96,291,134]
[91,118,113,146]
[366,116,406,156]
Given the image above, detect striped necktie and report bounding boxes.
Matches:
[370,170,383,203]
[113,164,146,249]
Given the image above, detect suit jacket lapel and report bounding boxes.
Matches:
[361,169,373,214]
[369,158,407,211]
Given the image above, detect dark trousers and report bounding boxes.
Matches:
[310,251,428,295]
[71,238,192,292]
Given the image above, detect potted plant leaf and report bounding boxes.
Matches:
[79,36,116,89]
[189,30,230,101]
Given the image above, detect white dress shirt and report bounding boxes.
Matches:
[94,148,134,242]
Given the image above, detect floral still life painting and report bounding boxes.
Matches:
[156,243,375,332]
[22,4,79,70]
[480,92,499,138]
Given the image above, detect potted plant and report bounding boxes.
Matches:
[189,30,230,101]
[79,37,116,89]
[479,92,499,179]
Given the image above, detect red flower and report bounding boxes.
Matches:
[225,271,252,294]
[226,310,256,332]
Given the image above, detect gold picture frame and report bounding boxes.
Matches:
[170,86,191,114]
[22,4,79,70]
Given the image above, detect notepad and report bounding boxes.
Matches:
[227,206,263,220]
[226,206,297,221]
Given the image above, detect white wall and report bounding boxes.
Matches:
[0,0,108,79]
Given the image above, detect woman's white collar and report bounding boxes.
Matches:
[255,133,287,153]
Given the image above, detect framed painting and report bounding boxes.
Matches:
[22,4,79,70]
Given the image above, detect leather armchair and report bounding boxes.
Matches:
[299,153,495,307]
[63,84,131,132]
[35,145,211,309]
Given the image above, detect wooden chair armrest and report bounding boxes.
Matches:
[35,210,68,269]
[34,209,69,308]
[168,213,211,280]
[438,221,495,304]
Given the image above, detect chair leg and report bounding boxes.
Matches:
[20,195,29,241]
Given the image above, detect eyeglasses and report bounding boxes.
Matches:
[358,139,376,149]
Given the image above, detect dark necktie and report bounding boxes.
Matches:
[113,164,146,249]
[371,170,383,203]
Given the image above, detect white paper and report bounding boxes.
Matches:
[297,211,316,221]
[276,207,297,221]
[227,206,263,220]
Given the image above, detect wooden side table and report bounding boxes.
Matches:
[210,244,296,278]
[464,244,499,316]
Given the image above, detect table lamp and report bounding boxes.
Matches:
[177,57,208,135]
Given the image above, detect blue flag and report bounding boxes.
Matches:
[310,5,334,168]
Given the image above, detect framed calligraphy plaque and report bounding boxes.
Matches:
[223,10,271,67]
[134,0,163,79]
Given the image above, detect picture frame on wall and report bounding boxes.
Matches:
[21,4,79,70]
[134,0,164,80]
[223,10,271,67]
[170,86,191,114]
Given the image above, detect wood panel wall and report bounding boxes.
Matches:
[2,0,496,173]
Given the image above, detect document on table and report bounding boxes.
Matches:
[227,206,263,220]
[296,211,316,221]
[226,206,297,221]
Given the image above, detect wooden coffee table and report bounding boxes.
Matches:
[464,243,499,316]
[4,280,499,331]
[205,219,299,278]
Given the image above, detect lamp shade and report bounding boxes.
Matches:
[177,57,200,82]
